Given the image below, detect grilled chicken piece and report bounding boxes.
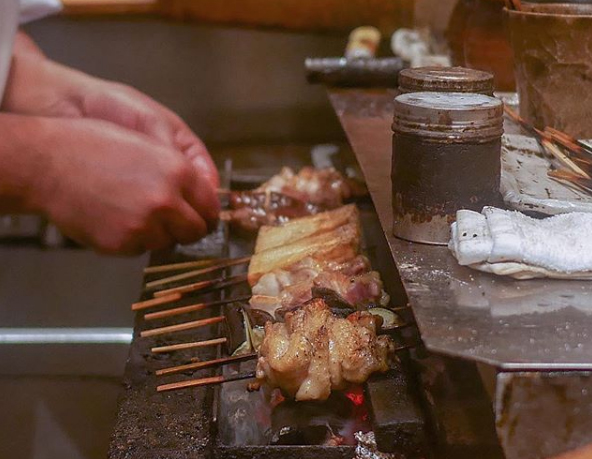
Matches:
[256,298,393,401]
[249,255,388,319]
[252,255,371,297]
[314,271,388,308]
[257,167,366,209]
[224,191,323,234]
[224,168,366,234]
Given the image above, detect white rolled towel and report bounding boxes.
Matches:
[449,207,592,279]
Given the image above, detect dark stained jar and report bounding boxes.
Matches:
[391,92,504,245]
[398,66,495,96]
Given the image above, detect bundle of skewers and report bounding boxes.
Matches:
[131,168,413,401]
[505,105,592,195]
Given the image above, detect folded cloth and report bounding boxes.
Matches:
[449,207,592,279]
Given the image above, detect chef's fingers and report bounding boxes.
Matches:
[181,167,220,233]
[174,127,220,189]
[162,201,209,245]
[143,222,175,252]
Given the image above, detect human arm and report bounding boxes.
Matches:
[0,113,219,254]
[2,31,219,189]
[13,30,45,57]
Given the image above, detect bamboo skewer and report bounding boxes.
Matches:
[545,127,592,161]
[505,105,592,163]
[140,315,225,338]
[145,256,251,290]
[504,105,592,180]
[541,139,591,179]
[156,352,258,376]
[153,274,248,298]
[144,259,223,275]
[157,371,256,393]
[156,342,416,392]
[549,170,592,194]
[383,321,415,332]
[144,302,211,321]
[504,105,542,137]
[144,295,251,321]
[131,293,183,311]
[151,337,227,354]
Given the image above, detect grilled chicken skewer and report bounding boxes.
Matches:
[140,204,412,403]
[224,167,367,234]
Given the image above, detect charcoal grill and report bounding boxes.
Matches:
[108,157,502,459]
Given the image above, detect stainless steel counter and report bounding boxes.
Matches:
[328,88,592,371]
[328,88,592,459]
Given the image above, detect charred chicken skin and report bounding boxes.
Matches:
[224,168,366,233]
[256,298,393,401]
[257,166,364,209]
[225,191,323,234]
[249,256,389,319]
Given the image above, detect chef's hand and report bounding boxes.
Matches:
[5,115,219,255]
[3,32,219,189]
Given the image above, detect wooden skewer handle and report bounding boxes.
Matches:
[145,256,251,290]
[157,371,256,393]
[154,274,248,298]
[158,375,225,392]
[144,295,251,321]
[144,302,210,321]
[151,337,227,354]
[156,352,257,376]
[144,258,222,275]
[153,278,214,298]
[140,315,225,338]
[131,293,182,311]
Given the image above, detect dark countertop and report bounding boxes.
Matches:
[108,243,230,459]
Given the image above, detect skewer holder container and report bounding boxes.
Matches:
[506,5,592,138]
[391,92,504,245]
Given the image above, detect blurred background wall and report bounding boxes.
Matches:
[25,18,350,153]
[25,0,458,162]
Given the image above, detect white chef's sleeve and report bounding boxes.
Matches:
[19,0,63,24]
[0,0,20,104]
